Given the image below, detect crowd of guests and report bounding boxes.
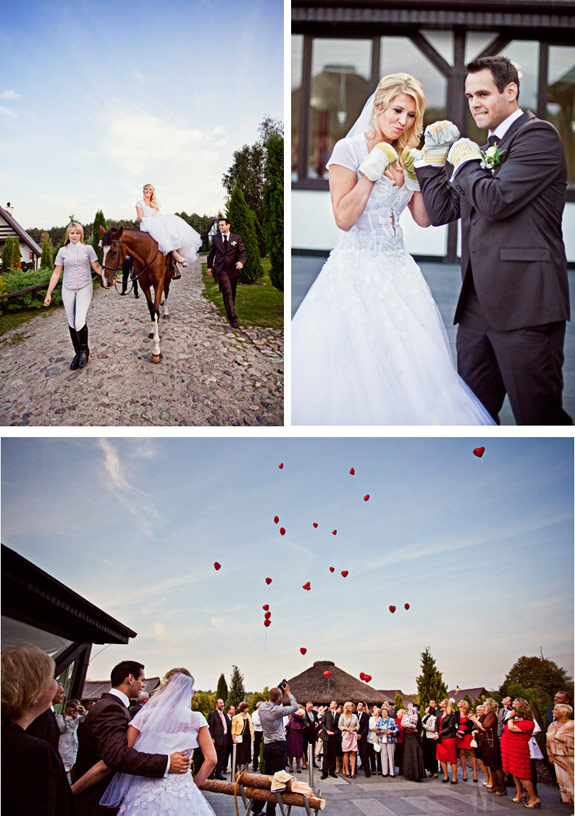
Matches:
[2,643,573,816]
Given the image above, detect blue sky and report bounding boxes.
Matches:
[0,0,283,229]
[2,437,573,696]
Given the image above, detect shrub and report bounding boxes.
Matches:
[263,133,284,291]
[226,186,263,283]
[40,238,53,269]
[1,267,62,312]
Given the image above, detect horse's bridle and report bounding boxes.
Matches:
[101,236,163,286]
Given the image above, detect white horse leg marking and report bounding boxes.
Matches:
[163,294,169,319]
[101,245,110,287]
[151,314,161,359]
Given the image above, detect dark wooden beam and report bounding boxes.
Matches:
[410,31,451,77]
[474,34,512,60]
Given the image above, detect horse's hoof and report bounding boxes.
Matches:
[152,353,162,364]
[148,332,154,339]
[162,314,170,320]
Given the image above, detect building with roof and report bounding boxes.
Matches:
[0,204,41,270]
[288,659,408,706]
[1,544,137,703]
[82,677,160,703]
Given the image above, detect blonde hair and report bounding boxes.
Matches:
[343,701,353,716]
[458,700,470,715]
[441,699,454,714]
[553,703,573,718]
[483,698,499,715]
[64,222,85,245]
[367,73,427,156]
[1,645,55,725]
[512,698,534,720]
[143,183,159,211]
[151,667,194,703]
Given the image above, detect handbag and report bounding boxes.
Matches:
[373,742,381,753]
[469,737,478,749]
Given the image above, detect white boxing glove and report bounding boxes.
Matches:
[421,120,461,167]
[358,142,398,181]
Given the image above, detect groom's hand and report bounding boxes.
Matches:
[358,142,398,181]
[169,751,191,773]
[421,120,460,167]
[447,138,482,172]
[401,147,423,191]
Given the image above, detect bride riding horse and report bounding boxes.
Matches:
[99,225,175,362]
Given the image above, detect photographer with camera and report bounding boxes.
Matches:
[252,680,299,816]
[56,698,85,780]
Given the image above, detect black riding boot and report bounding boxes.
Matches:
[69,326,81,370]
[77,325,90,369]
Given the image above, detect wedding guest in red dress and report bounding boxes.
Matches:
[434,699,459,783]
[456,700,478,782]
[500,698,539,808]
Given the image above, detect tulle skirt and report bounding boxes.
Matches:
[292,238,495,426]
[141,214,201,264]
[104,773,216,816]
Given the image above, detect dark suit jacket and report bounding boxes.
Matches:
[207,708,232,746]
[435,711,460,740]
[2,723,74,816]
[303,709,318,740]
[417,112,570,332]
[357,711,370,739]
[27,707,61,753]
[72,692,167,816]
[207,233,247,280]
[319,709,339,742]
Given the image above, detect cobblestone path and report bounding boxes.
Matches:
[0,259,283,426]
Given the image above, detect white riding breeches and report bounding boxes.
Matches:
[62,283,92,330]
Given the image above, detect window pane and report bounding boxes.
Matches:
[381,37,447,139]
[464,32,498,65]
[292,35,303,181]
[548,46,575,188]
[308,39,372,179]
[421,30,454,66]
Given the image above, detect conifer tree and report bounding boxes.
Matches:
[92,210,108,263]
[227,186,263,283]
[2,237,15,273]
[227,665,246,709]
[216,673,228,704]
[40,238,53,269]
[11,239,22,270]
[263,132,284,291]
[394,691,405,711]
[416,648,448,710]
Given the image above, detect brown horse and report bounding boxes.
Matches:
[99,226,175,362]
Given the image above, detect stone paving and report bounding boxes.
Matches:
[203,769,571,816]
[0,258,283,426]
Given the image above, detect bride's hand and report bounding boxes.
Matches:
[384,162,405,188]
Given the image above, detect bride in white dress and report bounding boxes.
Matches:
[292,73,494,426]
[72,669,217,816]
[136,184,202,267]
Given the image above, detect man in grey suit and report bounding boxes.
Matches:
[415,55,571,425]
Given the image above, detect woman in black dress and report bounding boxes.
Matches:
[469,698,506,795]
[1,644,74,816]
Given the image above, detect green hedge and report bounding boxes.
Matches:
[0,267,62,312]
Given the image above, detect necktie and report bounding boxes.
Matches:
[487,134,498,146]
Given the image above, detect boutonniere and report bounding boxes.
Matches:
[231,240,237,247]
[480,142,505,174]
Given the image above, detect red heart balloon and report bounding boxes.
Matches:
[364,674,372,683]
[274,516,279,524]
[280,527,286,536]
[262,604,269,611]
[389,605,396,613]
[329,567,335,573]
[265,577,272,585]
[264,619,271,627]
[264,611,271,620]
[473,447,485,458]
[302,582,311,590]
[300,647,307,655]
[341,570,349,578]
[359,672,366,681]
[363,494,370,502]
[324,671,331,678]
[404,603,410,610]
[349,468,355,475]
[214,562,221,570]
[312,522,318,528]
[278,463,284,469]
[332,529,337,536]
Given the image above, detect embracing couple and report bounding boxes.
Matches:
[292,55,571,426]
[71,661,216,816]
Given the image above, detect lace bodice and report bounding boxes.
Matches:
[327,135,413,254]
[137,199,160,217]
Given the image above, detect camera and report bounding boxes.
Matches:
[278,679,287,690]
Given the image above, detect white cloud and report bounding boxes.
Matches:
[0,105,17,118]
[0,90,22,100]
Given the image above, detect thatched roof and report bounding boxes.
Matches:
[82,677,160,702]
[288,660,397,706]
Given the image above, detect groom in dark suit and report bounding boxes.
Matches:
[207,218,247,328]
[415,55,571,425]
[72,660,190,816]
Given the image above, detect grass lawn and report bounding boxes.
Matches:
[201,258,283,330]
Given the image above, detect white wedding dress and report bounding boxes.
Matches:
[292,134,495,425]
[101,706,215,816]
[137,200,202,265]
